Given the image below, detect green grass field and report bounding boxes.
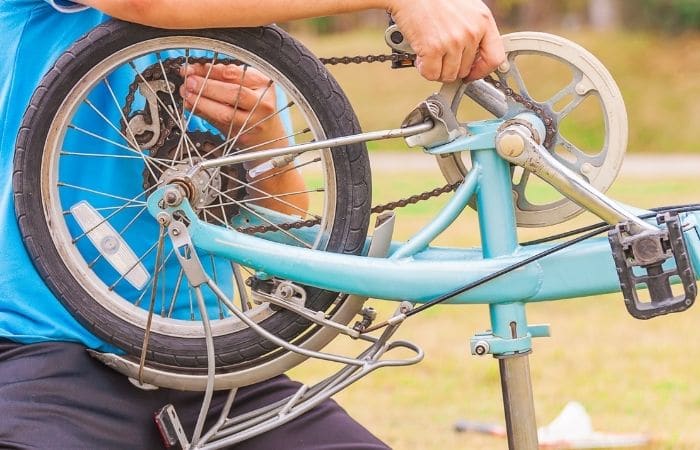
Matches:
[295,28,700,155]
[289,162,699,450]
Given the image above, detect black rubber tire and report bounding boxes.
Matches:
[13,21,371,370]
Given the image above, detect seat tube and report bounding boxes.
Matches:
[472,146,539,450]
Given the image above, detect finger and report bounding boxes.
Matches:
[183,90,276,133]
[416,50,444,82]
[180,63,270,88]
[458,48,479,80]
[465,24,506,81]
[181,75,261,111]
[183,94,250,133]
[440,47,464,83]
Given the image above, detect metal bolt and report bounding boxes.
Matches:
[498,61,511,73]
[164,189,183,207]
[156,212,171,226]
[497,133,526,158]
[474,341,490,356]
[171,229,180,236]
[390,31,404,45]
[279,285,294,299]
[399,301,413,314]
[581,162,594,176]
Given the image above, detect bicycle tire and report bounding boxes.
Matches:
[13,20,371,371]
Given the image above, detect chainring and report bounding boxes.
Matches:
[437,32,629,228]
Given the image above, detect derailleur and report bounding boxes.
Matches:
[609,212,698,320]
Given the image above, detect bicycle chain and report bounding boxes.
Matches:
[124,51,553,236]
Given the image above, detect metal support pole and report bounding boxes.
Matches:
[471,138,539,450]
[499,355,539,450]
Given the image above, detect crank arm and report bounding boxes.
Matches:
[187,122,433,179]
[495,124,656,235]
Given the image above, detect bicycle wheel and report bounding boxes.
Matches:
[13,21,371,373]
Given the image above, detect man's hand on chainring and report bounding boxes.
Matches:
[387,0,505,82]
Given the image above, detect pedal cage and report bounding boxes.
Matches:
[609,212,697,320]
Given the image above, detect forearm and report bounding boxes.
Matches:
[78,0,389,28]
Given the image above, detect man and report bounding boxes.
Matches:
[0,0,505,447]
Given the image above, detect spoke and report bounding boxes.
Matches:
[60,182,148,205]
[166,268,185,318]
[156,51,204,169]
[60,151,162,161]
[83,97,161,182]
[228,81,274,155]
[209,253,226,319]
[204,188,323,211]
[200,126,311,161]
[134,249,176,307]
[203,209,232,228]
[237,188,324,204]
[177,52,219,163]
[197,76,274,195]
[208,185,312,248]
[231,263,250,312]
[156,52,187,138]
[223,101,295,157]
[221,64,248,151]
[218,170,318,220]
[66,124,169,170]
[138,224,167,382]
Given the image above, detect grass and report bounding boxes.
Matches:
[293,27,700,154]
[288,160,700,450]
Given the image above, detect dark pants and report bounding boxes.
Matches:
[0,340,388,449]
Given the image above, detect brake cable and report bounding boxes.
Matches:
[363,204,700,333]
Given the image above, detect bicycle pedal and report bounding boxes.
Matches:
[154,404,189,449]
[609,212,697,320]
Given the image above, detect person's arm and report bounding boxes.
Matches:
[78,0,505,82]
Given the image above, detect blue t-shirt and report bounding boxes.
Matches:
[1,1,295,353]
[0,1,116,350]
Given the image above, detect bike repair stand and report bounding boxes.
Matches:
[468,142,550,450]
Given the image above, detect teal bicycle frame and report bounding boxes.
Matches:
[148,120,700,312]
[147,116,700,449]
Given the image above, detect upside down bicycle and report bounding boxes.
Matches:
[14,19,700,449]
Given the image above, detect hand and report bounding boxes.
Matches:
[179,63,308,216]
[387,0,506,82]
[179,63,286,148]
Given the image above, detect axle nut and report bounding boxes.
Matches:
[473,341,490,356]
[497,133,525,158]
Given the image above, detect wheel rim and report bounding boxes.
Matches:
[41,36,339,341]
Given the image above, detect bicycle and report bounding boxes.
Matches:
[13,19,700,449]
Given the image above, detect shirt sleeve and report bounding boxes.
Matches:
[44,0,90,13]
